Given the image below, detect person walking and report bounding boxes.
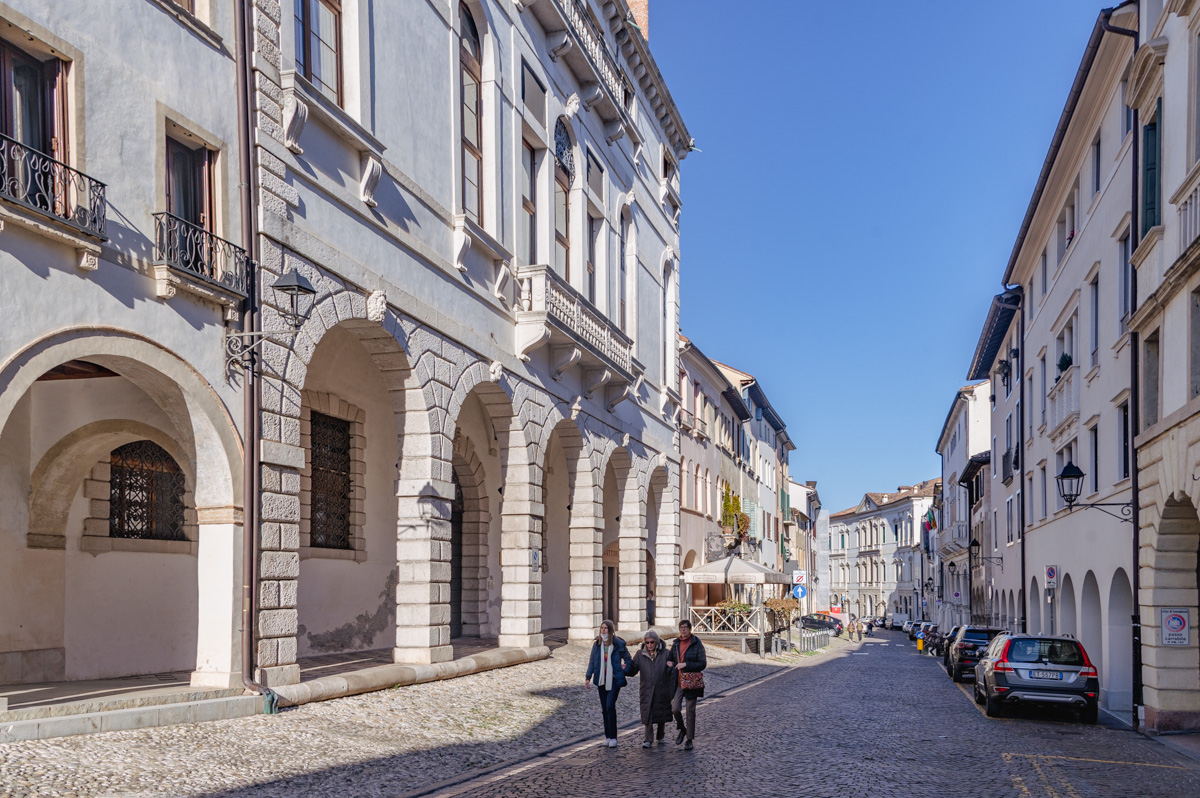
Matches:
[666,619,706,750]
[866,619,874,637]
[585,619,631,748]
[848,615,858,642]
[625,629,674,748]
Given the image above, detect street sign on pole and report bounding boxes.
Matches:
[793,570,806,586]
[1162,608,1191,646]
[793,584,807,600]
[1045,565,1058,589]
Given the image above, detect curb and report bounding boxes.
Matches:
[393,643,842,798]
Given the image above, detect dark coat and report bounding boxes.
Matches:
[585,637,631,689]
[625,645,675,725]
[668,634,708,699]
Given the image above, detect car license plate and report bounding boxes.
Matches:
[1031,670,1062,680]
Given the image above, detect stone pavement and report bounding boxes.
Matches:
[410,630,1200,798]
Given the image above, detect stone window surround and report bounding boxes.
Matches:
[80,458,199,556]
[300,390,367,562]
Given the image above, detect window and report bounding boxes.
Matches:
[553,121,573,279]
[1143,99,1162,237]
[1089,424,1099,495]
[1005,497,1013,544]
[1040,356,1047,426]
[1119,402,1130,480]
[109,441,186,541]
[1143,330,1161,429]
[586,215,598,303]
[1119,233,1132,332]
[294,0,342,105]
[165,134,212,230]
[1192,287,1200,399]
[618,214,628,331]
[309,410,352,549]
[459,4,483,224]
[586,149,603,197]
[519,141,536,264]
[1089,275,1099,368]
[0,38,69,213]
[1039,465,1047,520]
[520,60,546,127]
[1040,249,1048,296]
[992,435,997,476]
[1091,134,1101,197]
[1121,75,1133,137]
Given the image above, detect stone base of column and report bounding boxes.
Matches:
[498,633,544,648]
[394,645,454,665]
[190,670,242,689]
[256,663,300,687]
[1144,705,1200,733]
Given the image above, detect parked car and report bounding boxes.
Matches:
[947,626,1004,681]
[910,621,932,641]
[800,613,843,636]
[941,626,962,668]
[901,619,914,632]
[892,613,909,630]
[974,634,1100,723]
[924,624,941,650]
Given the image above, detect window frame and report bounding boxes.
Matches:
[459,3,483,225]
[519,140,536,265]
[294,0,343,107]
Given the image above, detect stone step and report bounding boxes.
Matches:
[0,685,244,724]
[0,694,264,743]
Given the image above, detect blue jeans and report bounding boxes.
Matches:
[597,685,621,739]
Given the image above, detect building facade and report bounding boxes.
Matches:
[786,479,822,614]
[934,382,990,629]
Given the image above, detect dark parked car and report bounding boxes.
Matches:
[974,634,1100,723]
[947,626,1004,681]
[800,613,843,636]
[940,626,962,667]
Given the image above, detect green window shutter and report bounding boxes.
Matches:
[1142,98,1162,236]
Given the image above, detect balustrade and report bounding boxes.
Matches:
[0,132,106,239]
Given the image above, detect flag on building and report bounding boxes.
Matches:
[923,509,938,532]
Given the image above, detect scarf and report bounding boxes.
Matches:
[599,642,615,690]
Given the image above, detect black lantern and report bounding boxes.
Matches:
[272,270,317,328]
[947,560,957,575]
[1055,461,1086,508]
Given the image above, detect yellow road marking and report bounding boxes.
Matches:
[1006,753,1187,770]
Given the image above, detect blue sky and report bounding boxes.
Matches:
[650,0,1111,513]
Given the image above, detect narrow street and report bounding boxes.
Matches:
[412,632,1200,798]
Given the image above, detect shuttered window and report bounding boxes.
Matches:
[1142,99,1162,237]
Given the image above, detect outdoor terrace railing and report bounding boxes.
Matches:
[556,0,626,108]
[153,212,249,296]
[0,132,106,239]
[1047,365,1078,437]
[519,263,632,374]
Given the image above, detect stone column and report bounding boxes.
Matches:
[255,440,303,687]
[617,506,648,634]
[191,507,244,688]
[499,476,544,649]
[569,489,604,642]
[394,476,454,664]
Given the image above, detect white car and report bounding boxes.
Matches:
[902,620,915,632]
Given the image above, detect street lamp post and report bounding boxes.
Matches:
[1055,461,1134,523]
[967,538,1002,625]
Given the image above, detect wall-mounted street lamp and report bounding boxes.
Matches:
[226,270,317,371]
[966,538,1003,624]
[1055,461,1133,523]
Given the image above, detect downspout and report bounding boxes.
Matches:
[235,0,275,711]
[1014,287,1027,635]
[1101,0,1141,733]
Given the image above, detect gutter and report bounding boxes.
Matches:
[234,0,275,711]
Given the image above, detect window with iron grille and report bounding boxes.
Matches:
[109,441,186,541]
[309,410,352,549]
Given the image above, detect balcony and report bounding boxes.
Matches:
[525,0,632,130]
[0,132,106,239]
[1047,365,1079,441]
[1001,449,1014,486]
[152,212,250,320]
[515,263,634,410]
[680,408,694,430]
[937,522,968,557]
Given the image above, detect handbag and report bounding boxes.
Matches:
[679,670,705,691]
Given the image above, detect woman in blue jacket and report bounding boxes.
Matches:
[584,619,631,748]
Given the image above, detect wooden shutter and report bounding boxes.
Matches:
[1142,99,1161,236]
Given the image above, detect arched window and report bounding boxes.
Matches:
[680,457,688,508]
[109,441,186,541]
[459,4,483,224]
[703,469,711,515]
[618,212,629,332]
[693,464,701,513]
[554,119,573,279]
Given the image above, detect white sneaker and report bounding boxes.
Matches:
[608,738,617,748]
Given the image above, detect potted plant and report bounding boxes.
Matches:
[721,485,745,548]
[1056,351,1072,382]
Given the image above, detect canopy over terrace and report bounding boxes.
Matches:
[683,556,791,655]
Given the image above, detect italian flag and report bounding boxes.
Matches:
[924,509,938,532]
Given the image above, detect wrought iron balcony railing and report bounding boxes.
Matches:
[153,212,249,296]
[559,0,626,107]
[1001,448,1015,486]
[0,132,106,239]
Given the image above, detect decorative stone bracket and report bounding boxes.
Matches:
[452,214,514,305]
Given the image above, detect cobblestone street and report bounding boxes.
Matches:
[414,631,1200,798]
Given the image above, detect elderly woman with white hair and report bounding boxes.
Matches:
[624,628,675,748]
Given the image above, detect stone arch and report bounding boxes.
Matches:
[450,429,491,639]
[538,414,587,636]
[1105,568,1134,713]
[1060,573,1078,637]
[646,459,677,626]
[1081,571,1103,678]
[1029,576,1042,634]
[598,444,643,632]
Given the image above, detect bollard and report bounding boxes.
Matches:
[917,637,924,653]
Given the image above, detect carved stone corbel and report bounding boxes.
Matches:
[367,289,387,322]
[489,360,505,382]
[516,324,550,361]
[494,262,512,305]
[360,153,383,207]
[606,383,631,412]
[454,227,472,272]
[77,249,99,272]
[551,345,581,380]
[549,34,573,62]
[514,0,542,10]
[604,121,626,145]
[283,93,308,154]
[584,368,611,399]
[581,84,605,111]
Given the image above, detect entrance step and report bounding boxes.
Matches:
[0,694,263,743]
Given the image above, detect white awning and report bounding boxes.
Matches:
[682,555,791,585]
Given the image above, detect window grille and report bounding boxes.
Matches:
[109,441,186,540]
[310,411,352,549]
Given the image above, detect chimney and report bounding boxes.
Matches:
[628,0,649,39]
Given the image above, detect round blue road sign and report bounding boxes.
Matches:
[793,584,807,599]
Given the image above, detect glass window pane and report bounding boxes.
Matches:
[521,145,533,199]
[463,152,480,223]
[12,63,45,151]
[519,209,531,263]
[461,76,479,148]
[554,182,567,235]
[555,241,567,273]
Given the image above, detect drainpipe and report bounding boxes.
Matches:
[235,0,275,711]
[1015,286,1027,635]
[1101,0,1141,733]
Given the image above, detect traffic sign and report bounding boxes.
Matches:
[793,584,807,600]
[1045,565,1058,589]
[1162,608,1190,646]
[793,570,806,585]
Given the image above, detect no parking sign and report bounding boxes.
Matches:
[1162,608,1191,646]
[1045,564,1058,589]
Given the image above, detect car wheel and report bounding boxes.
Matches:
[1080,700,1098,725]
[952,665,962,683]
[974,681,984,705]
[985,689,1004,718]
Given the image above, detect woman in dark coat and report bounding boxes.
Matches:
[625,629,675,747]
[584,619,631,748]
[666,618,707,750]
